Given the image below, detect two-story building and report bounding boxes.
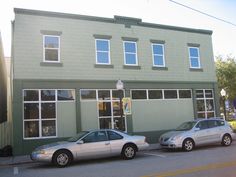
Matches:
[12,8,219,155]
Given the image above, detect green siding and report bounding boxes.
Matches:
[13,12,216,83]
[81,102,98,130]
[57,102,76,137]
[132,100,194,132]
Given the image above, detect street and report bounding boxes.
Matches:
[1,142,236,177]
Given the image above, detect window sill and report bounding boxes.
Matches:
[152,66,168,71]
[94,64,114,68]
[123,65,141,70]
[40,62,63,67]
[189,68,203,72]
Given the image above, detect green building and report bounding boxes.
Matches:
[11,8,219,155]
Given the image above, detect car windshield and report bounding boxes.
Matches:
[67,131,89,142]
[175,121,197,131]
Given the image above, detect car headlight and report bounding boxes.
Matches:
[170,135,182,141]
[35,150,47,155]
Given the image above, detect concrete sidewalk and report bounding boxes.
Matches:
[0,143,161,166]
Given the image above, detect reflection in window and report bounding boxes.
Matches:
[42,120,56,136]
[24,90,39,101]
[44,35,60,62]
[152,44,165,67]
[179,90,192,99]
[131,90,147,99]
[124,41,137,65]
[24,103,39,119]
[24,121,39,138]
[98,102,111,116]
[96,39,110,64]
[58,90,75,101]
[81,90,96,100]
[98,90,110,100]
[189,47,200,68]
[41,103,56,119]
[148,90,163,99]
[164,90,177,99]
[41,90,55,101]
[99,118,112,129]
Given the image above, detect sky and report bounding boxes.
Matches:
[0,0,235,58]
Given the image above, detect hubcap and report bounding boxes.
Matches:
[224,136,231,145]
[185,140,193,151]
[57,153,69,166]
[125,147,134,158]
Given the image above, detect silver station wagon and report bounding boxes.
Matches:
[31,129,149,167]
[159,118,234,151]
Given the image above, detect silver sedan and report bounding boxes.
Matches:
[159,118,234,151]
[31,129,149,167]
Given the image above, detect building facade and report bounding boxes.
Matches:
[12,8,219,155]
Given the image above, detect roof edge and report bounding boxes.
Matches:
[14,8,213,35]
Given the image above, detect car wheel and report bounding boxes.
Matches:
[221,134,232,146]
[122,144,136,160]
[182,139,194,152]
[53,150,72,167]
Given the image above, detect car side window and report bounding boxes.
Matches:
[208,120,218,128]
[196,121,208,130]
[83,131,108,143]
[108,131,123,140]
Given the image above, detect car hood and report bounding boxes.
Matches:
[35,141,70,151]
[161,131,185,139]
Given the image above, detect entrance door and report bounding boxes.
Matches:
[98,90,126,132]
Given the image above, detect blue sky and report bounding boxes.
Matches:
[0,0,235,58]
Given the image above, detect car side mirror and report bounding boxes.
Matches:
[77,140,84,144]
[194,127,200,131]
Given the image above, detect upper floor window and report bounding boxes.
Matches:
[152,44,165,67]
[188,47,200,68]
[43,35,60,62]
[95,39,110,64]
[123,41,138,65]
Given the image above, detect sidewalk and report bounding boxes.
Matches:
[0,143,161,166]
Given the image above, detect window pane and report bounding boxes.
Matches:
[189,48,199,57]
[81,90,96,100]
[179,90,192,99]
[41,90,55,101]
[112,90,124,100]
[197,113,206,119]
[24,103,39,119]
[97,52,109,64]
[132,90,147,99]
[41,103,56,119]
[149,90,163,99]
[153,44,163,55]
[24,90,39,101]
[24,121,39,138]
[44,36,59,48]
[197,100,205,111]
[125,53,136,65]
[154,55,164,66]
[98,90,110,100]
[58,90,75,101]
[113,117,126,131]
[108,131,123,140]
[190,57,200,68]
[208,120,218,128]
[125,42,136,53]
[98,102,111,116]
[96,40,109,51]
[42,120,56,137]
[196,90,204,98]
[45,49,58,61]
[164,90,177,99]
[113,101,122,116]
[99,118,112,129]
[205,90,213,98]
[206,99,214,111]
[207,112,215,118]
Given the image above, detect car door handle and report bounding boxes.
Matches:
[105,142,110,145]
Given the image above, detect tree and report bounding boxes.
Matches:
[215,55,236,111]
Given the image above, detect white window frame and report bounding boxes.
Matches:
[152,43,165,67]
[123,41,138,66]
[188,47,201,69]
[95,39,111,65]
[196,89,215,119]
[43,35,60,63]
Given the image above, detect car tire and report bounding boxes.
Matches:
[121,144,136,160]
[221,134,232,146]
[52,150,72,167]
[182,139,194,152]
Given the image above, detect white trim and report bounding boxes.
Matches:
[95,39,111,65]
[123,41,138,66]
[43,35,60,63]
[188,47,201,69]
[152,43,165,67]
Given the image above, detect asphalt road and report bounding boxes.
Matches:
[1,142,236,177]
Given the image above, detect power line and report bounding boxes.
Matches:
[169,0,236,27]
